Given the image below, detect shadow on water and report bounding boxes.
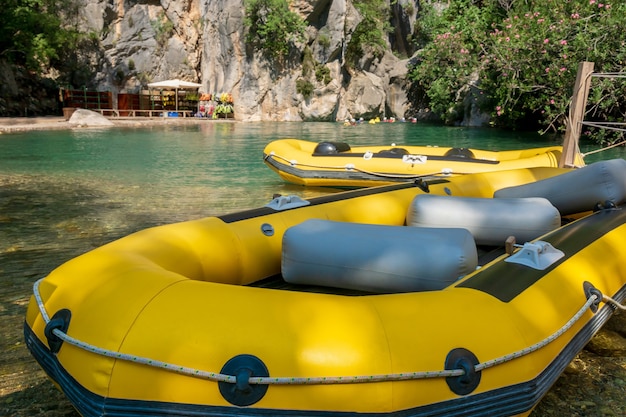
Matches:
[0,175,181,413]
[1,174,182,287]
[4,178,122,270]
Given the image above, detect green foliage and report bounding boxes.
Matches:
[137,72,150,85]
[215,103,234,114]
[409,0,626,143]
[152,12,175,48]
[315,64,331,84]
[114,68,126,85]
[296,78,314,99]
[302,47,315,77]
[185,92,199,101]
[346,0,391,67]
[244,0,306,61]
[403,2,414,16]
[0,0,81,72]
[299,47,331,96]
[318,31,331,49]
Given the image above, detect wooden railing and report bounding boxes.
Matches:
[561,62,626,167]
[90,109,197,118]
[61,89,233,120]
[61,89,113,110]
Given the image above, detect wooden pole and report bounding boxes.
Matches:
[560,61,594,167]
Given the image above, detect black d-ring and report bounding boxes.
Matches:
[44,309,72,354]
[414,178,430,193]
[583,281,603,313]
[593,200,617,212]
[445,348,481,395]
[218,354,269,406]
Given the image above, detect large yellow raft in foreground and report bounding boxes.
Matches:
[263,138,586,187]
[25,159,626,417]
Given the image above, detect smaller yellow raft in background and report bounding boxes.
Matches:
[25,159,626,417]
[263,138,585,187]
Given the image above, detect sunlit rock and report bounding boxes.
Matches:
[68,109,115,126]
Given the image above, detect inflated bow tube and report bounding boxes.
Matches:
[282,219,477,293]
[407,194,561,246]
[494,158,626,215]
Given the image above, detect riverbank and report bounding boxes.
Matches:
[0,115,232,133]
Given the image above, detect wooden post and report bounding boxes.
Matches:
[560,62,594,167]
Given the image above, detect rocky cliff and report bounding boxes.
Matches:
[78,0,419,121]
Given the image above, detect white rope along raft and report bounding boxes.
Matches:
[33,278,624,386]
[265,152,462,180]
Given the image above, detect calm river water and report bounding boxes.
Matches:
[1,121,624,415]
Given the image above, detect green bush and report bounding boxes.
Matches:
[315,64,331,84]
[152,12,174,48]
[346,0,390,67]
[0,0,81,72]
[302,47,315,77]
[409,0,626,143]
[114,68,125,84]
[318,32,331,49]
[296,78,314,99]
[244,0,306,61]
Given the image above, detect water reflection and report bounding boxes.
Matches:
[2,122,623,287]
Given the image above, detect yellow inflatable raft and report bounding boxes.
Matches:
[263,138,585,187]
[25,160,626,417]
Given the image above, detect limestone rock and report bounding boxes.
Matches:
[68,109,115,126]
[68,0,424,122]
[81,0,202,93]
[338,71,386,121]
[387,58,411,119]
[299,79,342,121]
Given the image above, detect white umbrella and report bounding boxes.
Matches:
[147,79,202,111]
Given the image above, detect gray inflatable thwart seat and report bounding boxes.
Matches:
[494,158,626,215]
[282,219,477,293]
[407,195,561,246]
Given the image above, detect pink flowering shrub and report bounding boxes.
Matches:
[408,0,626,143]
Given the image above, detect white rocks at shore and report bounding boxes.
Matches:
[68,109,115,127]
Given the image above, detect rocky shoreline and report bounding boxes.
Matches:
[0,117,624,416]
[0,115,233,134]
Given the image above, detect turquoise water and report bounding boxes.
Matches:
[1,121,621,269]
[1,122,623,250]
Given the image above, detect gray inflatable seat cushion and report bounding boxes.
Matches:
[494,158,626,215]
[407,194,561,246]
[281,219,477,294]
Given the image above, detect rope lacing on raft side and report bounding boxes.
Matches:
[32,278,623,385]
[264,152,470,180]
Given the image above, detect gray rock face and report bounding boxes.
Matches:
[78,0,421,122]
